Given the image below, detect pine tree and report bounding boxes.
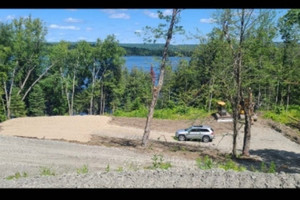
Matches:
[10,87,26,118]
[28,85,46,116]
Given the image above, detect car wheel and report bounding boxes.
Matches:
[202,136,210,143]
[178,135,186,141]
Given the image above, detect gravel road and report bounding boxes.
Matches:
[0,116,299,188]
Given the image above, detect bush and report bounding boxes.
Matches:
[40,167,55,176]
[148,154,172,170]
[114,106,210,120]
[196,155,214,170]
[6,172,28,180]
[77,164,89,174]
[218,160,246,172]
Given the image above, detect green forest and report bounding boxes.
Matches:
[0,9,299,130]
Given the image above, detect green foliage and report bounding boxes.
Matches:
[40,167,55,176]
[114,106,210,120]
[28,84,46,116]
[196,155,214,170]
[147,154,172,170]
[263,105,300,125]
[10,87,26,118]
[116,166,123,172]
[105,164,110,172]
[218,160,246,172]
[268,161,277,173]
[77,164,89,174]
[6,172,28,180]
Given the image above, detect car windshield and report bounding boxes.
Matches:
[184,127,192,131]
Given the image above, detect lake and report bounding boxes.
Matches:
[124,56,191,72]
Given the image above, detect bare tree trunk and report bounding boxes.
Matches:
[70,71,76,116]
[65,76,71,115]
[4,67,16,119]
[275,80,279,105]
[242,88,252,156]
[286,84,290,111]
[208,78,214,113]
[141,9,179,147]
[17,66,36,96]
[21,63,55,101]
[89,64,96,115]
[257,84,261,107]
[100,82,104,115]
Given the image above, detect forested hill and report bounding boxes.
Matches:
[119,43,197,56]
[46,42,197,57]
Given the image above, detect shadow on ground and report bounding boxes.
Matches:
[249,149,300,173]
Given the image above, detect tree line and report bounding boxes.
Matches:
[0,9,299,130]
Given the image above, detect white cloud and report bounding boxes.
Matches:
[102,9,130,19]
[86,27,93,31]
[101,9,115,14]
[163,9,172,16]
[109,13,130,19]
[78,36,87,40]
[65,9,77,11]
[144,9,172,18]
[200,18,216,24]
[49,24,80,30]
[6,15,15,20]
[144,10,158,18]
[64,17,83,23]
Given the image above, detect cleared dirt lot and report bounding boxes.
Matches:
[0,115,299,188]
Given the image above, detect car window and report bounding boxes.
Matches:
[190,129,201,132]
[200,129,209,132]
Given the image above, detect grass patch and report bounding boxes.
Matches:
[218,159,246,172]
[114,106,211,120]
[6,172,28,180]
[145,154,172,170]
[105,164,110,172]
[116,166,123,172]
[77,164,89,175]
[263,105,300,127]
[40,167,55,176]
[196,155,214,170]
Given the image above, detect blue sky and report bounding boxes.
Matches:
[0,9,288,44]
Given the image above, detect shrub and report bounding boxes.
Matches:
[6,172,28,180]
[218,159,246,172]
[196,155,214,170]
[148,154,172,170]
[77,164,89,174]
[268,161,276,173]
[40,167,55,176]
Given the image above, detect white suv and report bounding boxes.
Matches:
[175,125,214,143]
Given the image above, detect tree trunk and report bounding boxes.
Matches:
[65,76,71,115]
[4,67,16,119]
[286,84,290,111]
[21,63,55,101]
[100,82,104,115]
[275,80,279,105]
[141,9,179,147]
[70,71,76,116]
[242,88,252,156]
[89,64,96,115]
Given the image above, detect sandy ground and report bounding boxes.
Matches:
[0,115,171,142]
[0,115,299,174]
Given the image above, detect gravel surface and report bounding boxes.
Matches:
[0,116,300,188]
[1,168,299,188]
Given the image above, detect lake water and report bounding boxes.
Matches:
[124,56,190,72]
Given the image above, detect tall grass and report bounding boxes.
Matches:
[263,105,300,125]
[114,106,210,120]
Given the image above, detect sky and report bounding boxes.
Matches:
[0,9,288,44]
